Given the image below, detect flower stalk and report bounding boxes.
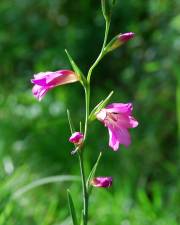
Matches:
[30,2,138,225]
[78,152,89,225]
[87,18,110,83]
[79,15,111,225]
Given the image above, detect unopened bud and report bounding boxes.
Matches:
[105,32,135,53]
[91,177,113,188]
[69,132,84,145]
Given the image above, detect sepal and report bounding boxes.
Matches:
[67,109,75,134]
[89,91,114,121]
[86,152,102,192]
[65,49,87,87]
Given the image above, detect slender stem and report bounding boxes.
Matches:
[79,82,90,225]
[78,152,88,225]
[78,17,111,225]
[87,19,110,83]
[84,83,90,139]
[177,74,180,146]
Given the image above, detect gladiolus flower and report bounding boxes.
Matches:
[96,103,138,151]
[69,132,84,145]
[31,70,79,101]
[91,177,113,188]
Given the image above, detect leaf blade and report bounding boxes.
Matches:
[67,189,79,225]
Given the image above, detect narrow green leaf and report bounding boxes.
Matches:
[67,109,75,134]
[99,90,114,109]
[88,100,103,120]
[86,152,102,190]
[67,189,79,225]
[89,91,114,121]
[65,49,87,87]
[13,175,80,198]
[80,210,84,225]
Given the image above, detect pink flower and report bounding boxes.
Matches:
[69,132,84,145]
[118,32,135,43]
[31,70,79,101]
[96,103,138,151]
[91,177,113,188]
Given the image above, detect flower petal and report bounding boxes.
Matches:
[108,125,131,150]
[31,72,52,85]
[108,127,120,151]
[96,109,107,122]
[129,116,139,128]
[47,70,78,86]
[32,84,49,101]
[106,103,133,115]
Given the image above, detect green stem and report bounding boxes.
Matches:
[78,152,88,225]
[177,75,180,146]
[87,19,110,83]
[78,17,111,225]
[79,82,90,225]
[84,83,90,139]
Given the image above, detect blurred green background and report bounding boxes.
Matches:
[0,0,179,224]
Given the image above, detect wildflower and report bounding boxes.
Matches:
[91,177,113,188]
[96,103,138,151]
[69,132,84,145]
[31,70,79,101]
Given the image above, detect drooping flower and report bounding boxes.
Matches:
[69,132,84,145]
[96,103,138,151]
[31,70,79,101]
[91,177,113,188]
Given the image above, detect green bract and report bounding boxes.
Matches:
[89,91,114,121]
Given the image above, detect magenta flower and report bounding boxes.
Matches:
[31,70,79,101]
[69,132,84,145]
[91,177,113,188]
[118,32,135,43]
[96,103,138,151]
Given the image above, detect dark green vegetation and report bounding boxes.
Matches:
[0,0,179,224]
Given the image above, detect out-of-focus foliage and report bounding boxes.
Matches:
[0,0,179,224]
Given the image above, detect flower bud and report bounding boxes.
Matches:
[105,32,135,53]
[91,177,113,188]
[69,132,84,145]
